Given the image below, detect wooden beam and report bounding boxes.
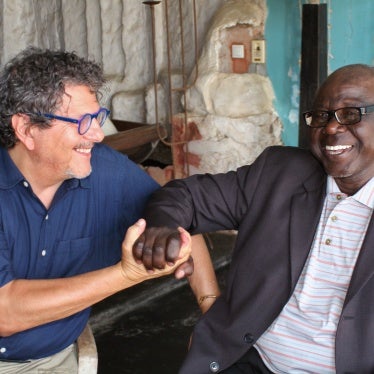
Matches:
[299,4,327,149]
[102,123,167,153]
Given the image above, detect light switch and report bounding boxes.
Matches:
[251,40,266,63]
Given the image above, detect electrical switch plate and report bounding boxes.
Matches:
[251,40,266,63]
[231,44,245,59]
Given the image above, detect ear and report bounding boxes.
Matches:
[11,114,36,150]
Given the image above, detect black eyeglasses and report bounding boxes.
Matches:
[303,105,374,128]
[40,107,110,135]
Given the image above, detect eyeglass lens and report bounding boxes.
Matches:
[79,108,109,134]
[335,107,361,124]
[305,107,361,127]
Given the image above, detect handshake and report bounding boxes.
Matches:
[118,219,194,285]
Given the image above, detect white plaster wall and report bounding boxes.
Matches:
[0,0,225,125]
[178,0,283,175]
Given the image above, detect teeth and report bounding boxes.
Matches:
[76,148,91,153]
[325,145,351,151]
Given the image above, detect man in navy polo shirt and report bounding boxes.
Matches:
[0,47,197,373]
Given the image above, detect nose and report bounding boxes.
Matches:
[84,118,105,142]
[323,114,346,135]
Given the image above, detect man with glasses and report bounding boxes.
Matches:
[0,47,200,373]
[134,64,374,373]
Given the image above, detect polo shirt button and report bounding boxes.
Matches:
[23,181,29,188]
[0,347,6,353]
[210,361,220,372]
[244,333,254,344]
[41,249,47,256]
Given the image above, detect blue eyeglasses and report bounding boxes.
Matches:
[41,107,110,135]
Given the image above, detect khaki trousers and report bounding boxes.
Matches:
[0,343,78,374]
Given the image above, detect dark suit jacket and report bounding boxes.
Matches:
[144,146,374,374]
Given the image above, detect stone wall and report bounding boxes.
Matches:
[172,0,282,177]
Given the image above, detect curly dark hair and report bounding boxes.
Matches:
[0,46,106,148]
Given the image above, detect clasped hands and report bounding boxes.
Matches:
[120,219,194,283]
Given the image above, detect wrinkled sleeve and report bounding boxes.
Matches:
[0,213,14,287]
[143,166,255,234]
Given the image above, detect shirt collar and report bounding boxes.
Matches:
[0,147,90,190]
[326,175,374,209]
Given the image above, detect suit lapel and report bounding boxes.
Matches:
[289,173,326,290]
[344,216,374,307]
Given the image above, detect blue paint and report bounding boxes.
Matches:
[328,0,374,72]
[265,0,374,146]
[265,0,301,146]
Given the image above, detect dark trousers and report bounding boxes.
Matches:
[221,347,274,374]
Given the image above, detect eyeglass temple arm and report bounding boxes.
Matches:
[362,105,374,114]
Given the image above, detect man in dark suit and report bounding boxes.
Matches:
[134,64,374,373]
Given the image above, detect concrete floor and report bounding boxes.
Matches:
[90,232,236,374]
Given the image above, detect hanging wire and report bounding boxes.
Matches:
[143,0,199,151]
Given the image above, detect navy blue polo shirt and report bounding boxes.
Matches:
[0,143,159,360]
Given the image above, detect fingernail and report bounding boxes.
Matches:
[136,219,145,226]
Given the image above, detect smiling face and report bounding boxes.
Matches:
[28,84,105,183]
[309,65,374,195]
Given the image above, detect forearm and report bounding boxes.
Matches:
[0,220,191,336]
[0,263,142,336]
[144,176,242,234]
[189,235,220,314]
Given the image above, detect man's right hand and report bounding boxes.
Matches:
[132,226,194,279]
